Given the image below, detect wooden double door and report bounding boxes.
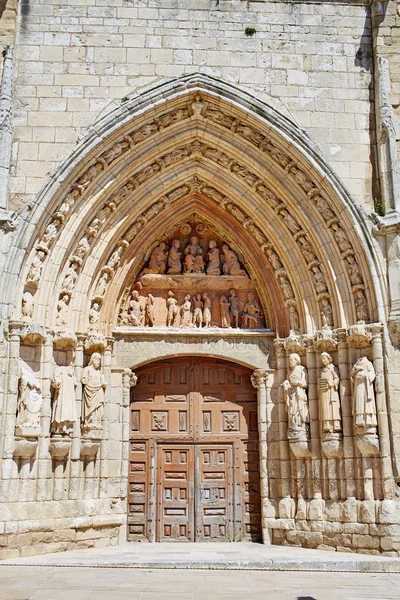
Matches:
[128,358,261,542]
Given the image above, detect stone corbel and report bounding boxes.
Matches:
[13,437,38,459]
[283,331,305,355]
[53,327,77,350]
[49,437,72,461]
[347,321,372,347]
[84,332,106,353]
[8,320,47,345]
[313,325,338,353]
[0,208,17,231]
[80,438,101,459]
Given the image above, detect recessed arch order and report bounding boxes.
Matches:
[4,73,385,338]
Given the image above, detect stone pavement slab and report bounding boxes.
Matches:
[1,542,400,573]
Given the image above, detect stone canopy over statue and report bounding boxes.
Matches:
[117,219,268,329]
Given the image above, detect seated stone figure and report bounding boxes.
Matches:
[184,236,204,273]
[241,292,260,329]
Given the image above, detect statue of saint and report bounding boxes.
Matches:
[320,298,334,327]
[27,250,46,286]
[281,353,309,431]
[166,290,179,327]
[16,367,43,431]
[220,295,231,328]
[184,236,204,274]
[56,294,70,326]
[82,353,106,431]
[203,292,212,328]
[145,294,155,327]
[143,242,168,274]
[206,240,221,275]
[129,290,143,326]
[51,365,78,435]
[229,288,240,328]
[355,290,369,322]
[192,293,203,327]
[351,357,377,429]
[318,352,341,433]
[221,245,245,276]
[288,306,300,333]
[88,302,100,329]
[180,294,192,327]
[241,292,260,329]
[21,291,34,321]
[167,240,182,274]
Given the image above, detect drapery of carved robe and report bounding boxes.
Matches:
[352,359,377,428]
[284,365,309,430]
[16,368,43,429]
[82,365,105,427]
[319,364,341,432]
[52,366,78,432]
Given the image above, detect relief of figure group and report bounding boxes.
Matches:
[118,287,263,330]
[142,236,246,277]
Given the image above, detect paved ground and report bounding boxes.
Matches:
[1,566,400,600]
[3,542,399,572]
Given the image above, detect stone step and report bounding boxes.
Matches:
[1,542,400,573]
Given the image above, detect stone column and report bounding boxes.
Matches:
[99,337,114,498]
[371,324,395,499]
[69,334,85,499]
[273,340,291,498]
[251,368,270,545]
[2,330,20,460]
[37,331,54,501]
[306,340,321,499]
[121,369,137,541]
[337,332,354,499]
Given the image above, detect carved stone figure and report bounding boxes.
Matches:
[192,293,203,328]
[315,196,336,222]
[129,290,143,326]
[184,236,204,274]
[266,247,283,271]
[89,302,100,329]
[280,209,302,235]
[346,255,363,286]
[51,366,78,435]
[312,266,328,295]
[180,294,192,327]
[166,291,179,327]
[331,224,352,253]
[144,242,168,274]
[241,292,260,329]
[281,354,309,431]
[206,240,221,275]
[320,298,334,327]
[167,239,182,274]
[118,309,130,326]
[221,245,245,276]
[351,357,377,429]
[229,288,240,328]
[319,353,341,433]
[107,244,125,271]
[82,353,106,431]
[27,250,46,286]
[72,236,90,263]
[279,276,294,301]
[39,219,61,251]
[203,292,212,328]
[355,290,369,322]
[145,294,155,327]
[298,236,317,263]
[94,272,109,298]
[16,368,43,431]
[56,294,70,326]
[21,291,34,321]
[288,305,300,333]
[220,295,231,328]
[61,265,78,294]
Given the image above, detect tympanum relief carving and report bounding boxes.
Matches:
[117,219,266,330]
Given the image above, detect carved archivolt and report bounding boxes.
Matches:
[22,93,369,327]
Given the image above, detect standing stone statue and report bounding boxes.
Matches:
[281,353,309,431]
[220,295,231,328]
[16,367,43,432]
[145,294,155,327]
[82,352,106,432]
[56,294,70,326]
[129,290,143,326]
[51,365,78,435]
[318,352,341,433]
[203,292,212,328]
[192,293,203,328]
[180,294,192,327]
[228,288,240,328]
[351,356,377,429]
[166,290,179,327]
[241,292,260,329]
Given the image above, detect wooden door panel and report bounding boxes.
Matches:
[129,358,261,542]
[195,445,233,541]
[158,445,194,541]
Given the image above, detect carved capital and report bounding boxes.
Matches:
[251,368,268,390]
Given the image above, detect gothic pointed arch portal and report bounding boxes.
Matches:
[2,74,396,551]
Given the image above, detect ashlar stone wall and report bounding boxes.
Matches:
[10,0,374,210]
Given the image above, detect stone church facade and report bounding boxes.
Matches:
[0,0,400,557]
